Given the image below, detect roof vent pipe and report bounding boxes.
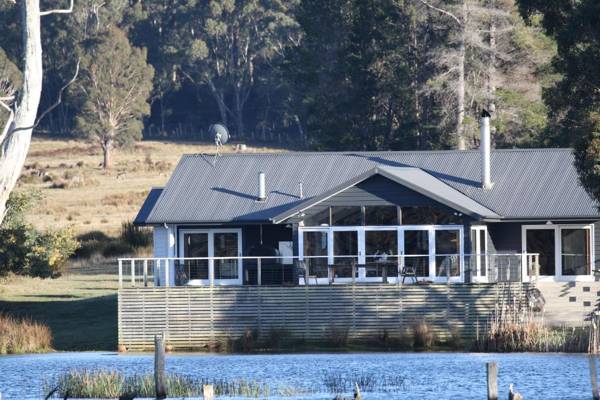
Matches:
[258,172,267,201]
[298,181,304,199]
[480,109,494,190]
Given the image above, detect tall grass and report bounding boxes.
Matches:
[0,314,52,354]
[473,300,590,352]
[48,370,299,398]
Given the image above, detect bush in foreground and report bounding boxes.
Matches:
[0,314,52,354]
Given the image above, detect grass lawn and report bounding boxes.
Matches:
[0,271,118,351]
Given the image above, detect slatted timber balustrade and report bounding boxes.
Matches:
[118,283,527,351]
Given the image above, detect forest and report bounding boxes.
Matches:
[0,0,599,184]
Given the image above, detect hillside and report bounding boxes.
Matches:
[18,137,281,236]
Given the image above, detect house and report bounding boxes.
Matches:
[133,115,600,288]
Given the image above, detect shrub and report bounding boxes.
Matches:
[0,191,79,278]
[325,325,349,347]
[101,241,134,258]
[412,321,435,350]
[120,221,151,248]
[0,314,52,354]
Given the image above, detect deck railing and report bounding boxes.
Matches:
[117,253,539,288]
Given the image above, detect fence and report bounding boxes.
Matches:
[118,282,527,351]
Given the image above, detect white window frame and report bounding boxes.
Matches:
[178,228,243,286]
[299,224,464,284]
[521,224,594,282]
[471,226,489,283]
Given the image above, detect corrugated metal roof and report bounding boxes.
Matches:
[134,188,163,225]
[140,148,600,224]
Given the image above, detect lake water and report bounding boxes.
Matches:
[0,352,593,399]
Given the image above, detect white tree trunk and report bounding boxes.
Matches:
[456,0,466,150]
[0,0,43,223]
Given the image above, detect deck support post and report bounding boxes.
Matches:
[164,258,170,287]
[257,258,262,286]
[487,362,498,400]
[118,259,123,288]
[131,259,135,286]
[143,259,148,287]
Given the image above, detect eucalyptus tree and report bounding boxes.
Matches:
[0,0,75,224]
[75,26,154,169]
[142,0,301,139]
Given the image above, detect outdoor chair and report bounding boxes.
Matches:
[401,266,417,284]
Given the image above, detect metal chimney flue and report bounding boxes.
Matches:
[480,109,493,190]
[257,172,267,201]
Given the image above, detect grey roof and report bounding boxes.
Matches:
[134,188,163,225]
[136,148,600,224]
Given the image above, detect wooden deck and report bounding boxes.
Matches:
[118,283,526,351]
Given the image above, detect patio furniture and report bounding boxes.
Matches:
[401,266,417,284]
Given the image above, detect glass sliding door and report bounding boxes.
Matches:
[179,229,242,285]
[182,232,209,282]
[303,231,329,278]
[365,229,398,278]
[333,230,359,279]
[403,229,430,277]
[525,228,556,276]
[213,232,240,280]
[561,228,591,276]
[435,229,461,278]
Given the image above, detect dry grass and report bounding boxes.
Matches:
[0,313,52,354]
[474,300,590,352]
[17,137,282,236]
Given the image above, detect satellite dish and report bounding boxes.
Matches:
[210,123,229,146]
[210,124,229,166]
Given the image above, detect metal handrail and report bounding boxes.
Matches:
[118,253,540,288]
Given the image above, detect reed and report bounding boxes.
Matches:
[49,370,298,398]
[0,313,52,354]
[474,299,589,352]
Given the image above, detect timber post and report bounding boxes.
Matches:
[590,355,599,400]
[486,362,498,400]
[154,334,166,399]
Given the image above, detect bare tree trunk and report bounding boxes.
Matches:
[0,0,43,223]
[206,79,229,127]
[101,138,112,169]
[488,11,496,112]
[456,0,467,150]
[233,86,244,138]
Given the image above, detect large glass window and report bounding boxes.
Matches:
[183,233,209,280]
[303,231,328,278]
[526,229,555,276]
[304,207,330,226]
[401,206,462,225]
[331,206,362,226]
[333,230,359,278]
[213,232,239,279]
[404,230,429,277]
[365,206,399,226]
[365,230,398,277]
[435,229,460,277]
[561,228,591,276]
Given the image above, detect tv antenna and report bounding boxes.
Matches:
[209,123,229,165]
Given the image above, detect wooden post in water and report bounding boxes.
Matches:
[154,335,166,399]
[203,384,214,400]
[486,362,498,400]
[590,355,599,400]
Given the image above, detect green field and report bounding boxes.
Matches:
[0,269,118,351]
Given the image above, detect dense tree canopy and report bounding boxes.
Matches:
[0,0,562,151]
[518,0,600,203]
